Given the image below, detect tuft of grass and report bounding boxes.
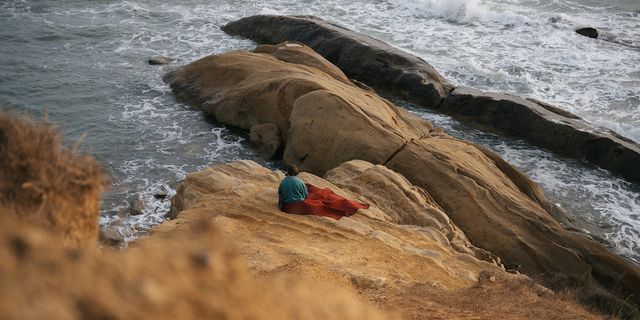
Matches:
[0,112,109,246]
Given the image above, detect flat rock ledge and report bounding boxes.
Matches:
[222,14,640,184]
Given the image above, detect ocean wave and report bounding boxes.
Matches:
[390,0,534,25]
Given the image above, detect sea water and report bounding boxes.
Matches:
[0,0,638,261]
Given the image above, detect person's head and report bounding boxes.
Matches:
[286,164,300,176]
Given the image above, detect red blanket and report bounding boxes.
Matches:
[283,184,369,220]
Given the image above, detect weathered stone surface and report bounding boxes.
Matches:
[385,137,640,307]
[0,215,390,320]
[164,42,432,175]
[576,27,599,39]
[439,87,640,183]
[222,15,453,108]
[324,160,501,261]
[249,123,281,158]
[164,160,605,319]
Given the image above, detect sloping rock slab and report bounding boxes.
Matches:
[439,87,640,183]
[163,160,613,319]
[222,15,453,108]
[385,137,640,308]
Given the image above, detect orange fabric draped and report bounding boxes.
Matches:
[282,184,369,220]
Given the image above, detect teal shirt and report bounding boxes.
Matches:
[278,176,308,204]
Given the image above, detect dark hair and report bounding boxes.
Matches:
[286,164,300,176]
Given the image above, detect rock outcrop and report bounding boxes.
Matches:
[221,15,640,184]
[222,15,454,108]
[165,43,640,312]
[164,160,603,319]
[439,87,640,183]
[0,114,389,320]
[164,42,433,175]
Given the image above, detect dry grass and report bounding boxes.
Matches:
[0,112,108,246]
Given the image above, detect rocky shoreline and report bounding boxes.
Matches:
[164,38,640,316]
[222,15,640,184]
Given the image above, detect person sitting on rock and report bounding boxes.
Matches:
[278,164,308,211]
[278,164,369,220]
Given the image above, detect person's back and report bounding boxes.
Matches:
[278,176,308,203]
[278,165,308,211]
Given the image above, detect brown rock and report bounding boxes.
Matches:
[385,137,640,307]
[164,43,432,174]
[249,123,281,158]
[0,215,390,320]
[222,15,453,108]
[223,16,639,184]
[164,160,606,319]
[130,194,145,216]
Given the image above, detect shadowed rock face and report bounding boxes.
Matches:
[221,15,640,185]
[439,87,640,184]
[164,42,640,312]
[222,15,454,108]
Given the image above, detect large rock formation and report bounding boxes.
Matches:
[222,15,453,108]
[439,87,640,183]
[165,43,640,313]
[164,42,434,174]
[0,113,108,247]
[221,15,640,184]
[165,160,601,319]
